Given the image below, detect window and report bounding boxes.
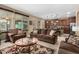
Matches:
[15,20,28,30]
[0,19,10,31]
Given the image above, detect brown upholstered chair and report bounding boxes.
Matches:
[7,29,26,43]
[58,33,79,54]
[5,29,18,42]
[58,41,79,54]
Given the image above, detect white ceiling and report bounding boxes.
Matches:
[4,4,79,19]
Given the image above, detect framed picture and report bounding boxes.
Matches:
[29,21,32,25]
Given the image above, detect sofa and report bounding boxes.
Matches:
[30,29,59,44]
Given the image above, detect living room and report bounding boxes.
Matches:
[0,4,79,54]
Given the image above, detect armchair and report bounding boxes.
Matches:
[58,41,79,54]
[58,32,79,54]
[7,29,26,43]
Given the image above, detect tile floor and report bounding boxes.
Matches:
[0,34,69,54]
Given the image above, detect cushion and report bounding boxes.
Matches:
[8,33,14,36]
[67,36,79,46]
[49,30,55,36]
[33,30,38,34]
[67,36,75,44]
[18,30,23,34]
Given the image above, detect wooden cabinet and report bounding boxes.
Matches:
[45,16,76,34]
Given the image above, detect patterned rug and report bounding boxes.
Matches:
[0,44,54,54]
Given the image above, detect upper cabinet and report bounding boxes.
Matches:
[45,16,76,28]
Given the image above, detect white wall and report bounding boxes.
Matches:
[27,16,45,34]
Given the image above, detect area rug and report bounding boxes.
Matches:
[0,44,54,54]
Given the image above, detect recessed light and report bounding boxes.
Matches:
[66,12,71,17]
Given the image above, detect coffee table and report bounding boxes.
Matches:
[14,38,37,53]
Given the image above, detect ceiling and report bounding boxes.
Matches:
[4,4,79,19]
